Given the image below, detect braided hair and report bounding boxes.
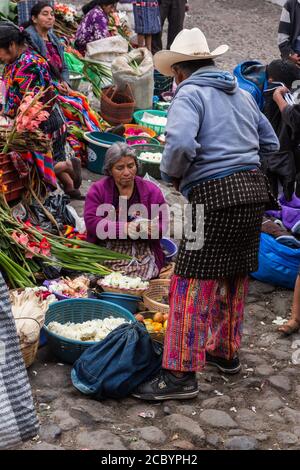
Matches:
[0,21,32,50]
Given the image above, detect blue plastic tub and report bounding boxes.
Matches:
[97,292,142,314]
[160,238,178,261]
[43,298,136,364]
[84,131,126,174]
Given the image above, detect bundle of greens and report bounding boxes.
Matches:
[0,202,130,288]
[82,59,112,99]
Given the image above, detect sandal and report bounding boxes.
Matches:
[278,319,300,335]
[70,157,82,189]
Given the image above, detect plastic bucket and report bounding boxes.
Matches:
[84,131,126,174]
[97,292,142,314]
[160,238,178,262]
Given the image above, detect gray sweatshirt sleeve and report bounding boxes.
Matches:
[257,111,280,157]
[160,95,202,179]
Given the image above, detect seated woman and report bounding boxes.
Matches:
[25,1,70,94]
[84,143,168,279]
[0,22,82,199]
[75,0,117,55]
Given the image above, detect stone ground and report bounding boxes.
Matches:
[18,0,300,451]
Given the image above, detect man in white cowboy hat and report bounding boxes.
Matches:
[132,28,280,401]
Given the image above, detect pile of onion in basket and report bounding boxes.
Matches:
[48,317,128,342]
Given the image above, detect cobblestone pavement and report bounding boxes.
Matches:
[18,1,300,451]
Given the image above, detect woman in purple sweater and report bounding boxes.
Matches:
[84,142,168,279]
[75,0,117,55]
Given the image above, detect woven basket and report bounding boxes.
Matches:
[43,298,136,364]
[138,310,166,344]
[15,317,41,368]
[142,279,170,315]
[101,84,135,125]
[98,281,149,297]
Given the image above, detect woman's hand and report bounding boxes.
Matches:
[57,81,71,95]
[273,86,289,112]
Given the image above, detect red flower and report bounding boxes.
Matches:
[39,237,51,257]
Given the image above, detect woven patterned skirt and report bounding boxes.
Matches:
[0,273,39,449]
[162,274,249,371]
[175,202,265,279]
[133,2,161,34]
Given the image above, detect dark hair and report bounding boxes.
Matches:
[31,1,53,19]
[267,59,300,89]
[0,21,31,50]
[172,58,215,75]
[82,0,117,15]
[29,1,61,81]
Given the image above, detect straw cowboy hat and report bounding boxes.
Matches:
[154,28,229,77]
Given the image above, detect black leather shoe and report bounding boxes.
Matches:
[206,352,241,374]
[132,369,198,401]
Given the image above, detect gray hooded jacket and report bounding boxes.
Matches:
[160,66,279,195]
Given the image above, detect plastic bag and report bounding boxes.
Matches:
[29,194,76,234]
[86,35,128,65]
[66,205,86,234]
[112,47,154,109]
[71,322,162,400]
[64,52,84,75]
[251,233,300,289]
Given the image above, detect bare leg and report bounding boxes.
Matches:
[145,34,152,52]
[137,34,145,47]
[278,275,300,335]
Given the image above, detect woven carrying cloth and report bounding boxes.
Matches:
[175,170,276,280]
[0,273,39,449]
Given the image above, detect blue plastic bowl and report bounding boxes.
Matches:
[160,238,178,261]
[97,292,142,314]
[43,298,136,364]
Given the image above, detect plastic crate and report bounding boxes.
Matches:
[133,110,167,136]
[131,144,163,179]
[0,153,27,202]
[154,70,173,97]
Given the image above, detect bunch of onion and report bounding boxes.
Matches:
[10,288,53,344]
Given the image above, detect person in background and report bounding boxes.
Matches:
[262,59,300,201]
[152,0,188,55]
[25,1,70,94]
[133,0,161,51]
[0,22,82,199]
[278,275,300,334]
[132,28,279,401]
[75,0,118,56]
[278,0,300,66]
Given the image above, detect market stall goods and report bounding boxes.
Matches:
[48,316,128,342]
[46,276,90,299]
[99,272,149,294]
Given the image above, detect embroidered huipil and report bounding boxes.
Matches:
[3,49,57,187]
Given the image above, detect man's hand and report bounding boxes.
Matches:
[289,53,300,66]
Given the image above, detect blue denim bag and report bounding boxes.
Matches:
[71,322,163,400]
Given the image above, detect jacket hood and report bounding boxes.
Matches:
[176,66,238,95]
